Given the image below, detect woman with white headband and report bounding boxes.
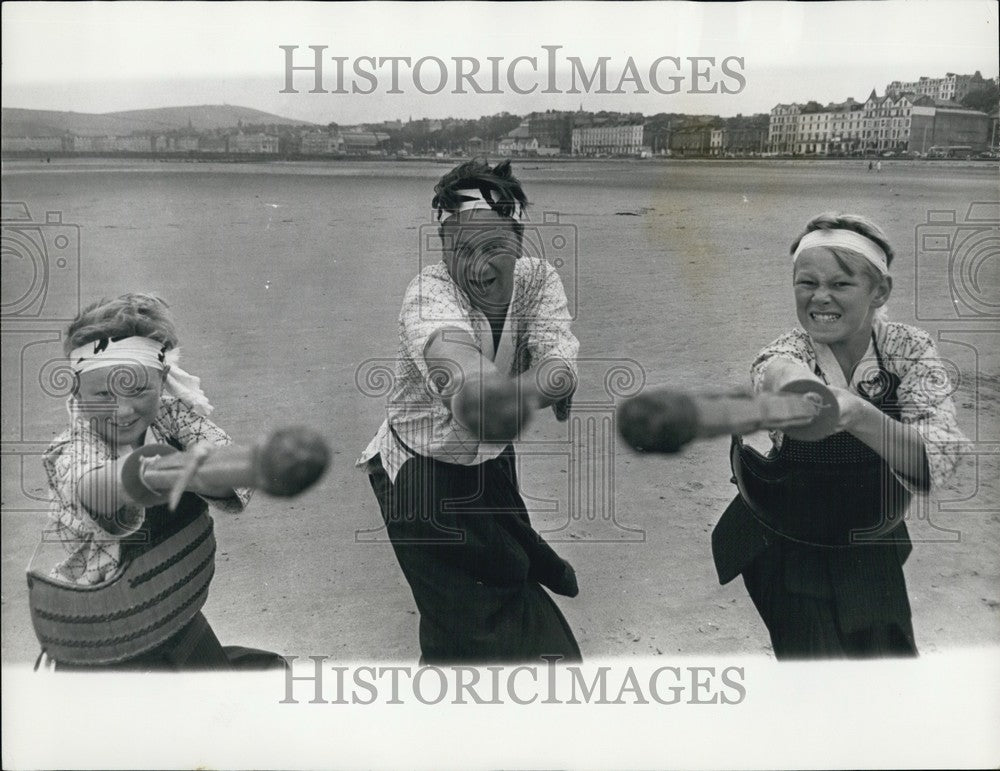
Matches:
[357,159,582,663]
[712,213,967,659]
[34,293,283,670]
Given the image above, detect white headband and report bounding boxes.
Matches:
[793,229,889,275]
[70,336,166,375]
[69,336,213,416]
[438,188,525,223]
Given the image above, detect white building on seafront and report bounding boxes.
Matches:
[885,72,985,103]
[1,136,64,152]
[228,132,279,154]
[767,104,800,154]
[570,124,644,156]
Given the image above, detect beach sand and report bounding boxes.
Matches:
[2,158,997,662]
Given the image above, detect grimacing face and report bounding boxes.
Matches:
[74,363,167,448]
[439,208,522,315]
[793,248,891,350]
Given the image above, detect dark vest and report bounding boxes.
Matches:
[731,336,912,548]
[713,335,916,585]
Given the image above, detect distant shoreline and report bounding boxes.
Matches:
[3,152,997,167]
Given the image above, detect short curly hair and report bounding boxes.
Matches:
[432,157,528,229]
[63,293,178,356]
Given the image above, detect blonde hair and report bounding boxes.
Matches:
[64,293,178,356]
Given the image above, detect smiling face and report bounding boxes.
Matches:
[793,248,891,351]
[74,363,166,448]
[439,208,521,315]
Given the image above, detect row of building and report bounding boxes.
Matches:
[2,131,278,154]
[490,71,997,158]
[4,104,993,159]
[4,72,996,159]
[503,104,981,159]
[1,129,395,156]
[299,130,391,154]
[885,71,988,103]
[769,91,993,156]
[501,93,994,158]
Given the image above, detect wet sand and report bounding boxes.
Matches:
[2,158,997,662]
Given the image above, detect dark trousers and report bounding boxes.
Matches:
[741,544,918,660]
[369,450,581,664]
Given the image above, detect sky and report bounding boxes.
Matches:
[2,1,998,124]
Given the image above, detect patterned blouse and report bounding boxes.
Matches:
[358,257,579,482]
[750,320,968,492]
[42,394,252,585]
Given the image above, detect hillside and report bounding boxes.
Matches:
[1,105,317,137]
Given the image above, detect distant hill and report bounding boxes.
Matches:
[1,105,317,137]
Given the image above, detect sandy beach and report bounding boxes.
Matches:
[2,157,997,663]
